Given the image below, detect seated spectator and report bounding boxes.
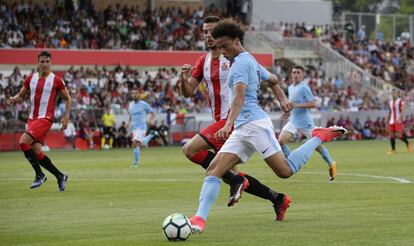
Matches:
[117,121,129,148]
[362,117,374,139]
[64,121,76,149]
[79,120,94,149]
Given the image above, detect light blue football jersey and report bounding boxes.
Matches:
[129,100,154,130]
[288,81,315,129]
[227,52,270,128]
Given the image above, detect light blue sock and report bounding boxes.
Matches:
[133,147,140,165]
[287,137,322,174]
[317,146,334,167]
[195,176,221,220]
[281,144,291,158]
[142,133,155,147]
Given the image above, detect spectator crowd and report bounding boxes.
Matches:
[1,2,414,146]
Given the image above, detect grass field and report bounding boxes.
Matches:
[1,140,413,246]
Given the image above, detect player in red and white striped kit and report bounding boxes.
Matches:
[180,16,293,223]
[387,89,412,154]
[7,51,72,191]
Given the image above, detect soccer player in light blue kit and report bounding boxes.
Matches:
[278,65,337,181]
[189,20,347,233]
[128,87,158,167]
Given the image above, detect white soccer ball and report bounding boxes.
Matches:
[102,144,110,150]
[162,213,192,241]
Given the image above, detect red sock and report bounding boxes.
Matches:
[190,150,209,165]
[20,143,32,151]
[190,150,215,169]
[36,152,46,161]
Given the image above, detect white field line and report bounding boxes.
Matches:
[0,172,411,184]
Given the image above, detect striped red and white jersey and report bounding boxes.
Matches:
[23,72,66,121]
[192,53,231,122]
[388,98,404,124]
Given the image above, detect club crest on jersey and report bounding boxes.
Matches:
[221,62,229,71]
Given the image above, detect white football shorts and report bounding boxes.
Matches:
[219,118,282,163]
[281,121,313,138]
[132,129,146,142]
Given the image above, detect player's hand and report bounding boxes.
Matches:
[61,116,69,130]
[180,64,192,80]
[215,124,232,141]
[279,99,293,113]
[6,96,19,105]
[280,112,291,121]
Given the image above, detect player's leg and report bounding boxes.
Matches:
[265,126,347,178]
[191,151,241,233]
[131,129,145,167]
[388,128,396,154]
[186,120,287,210]
[183,134,214,169]
[142,130,159,147]
[132,141,141,167]
[315,145,336,180]
[32,142,68,191]
[278,124,295,157]
[19,133,46,189]
[396,124,411,151]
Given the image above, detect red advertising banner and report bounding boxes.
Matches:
[0,49,273,67]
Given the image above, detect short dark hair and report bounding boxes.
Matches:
[291,65,305,72]
[211,20,244,42]
[203,16,221,24]
[38,51,52,60]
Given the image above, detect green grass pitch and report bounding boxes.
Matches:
[1,140,413,246]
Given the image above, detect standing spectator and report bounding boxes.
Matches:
[101,107,116,148]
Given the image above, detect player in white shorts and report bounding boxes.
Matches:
[128,88,158,167]
[189,20,347,234]
[278,65,337,181]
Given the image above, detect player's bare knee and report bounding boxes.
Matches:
[274,168,293,179]
[182,142,193,159]
[32,144,42,154]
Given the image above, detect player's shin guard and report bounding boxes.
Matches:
[243,174,279,203]
[400,134,409,146]
[133,147,140,165]
[142,135,154,147]
[281,144,291,158]
[37,153,64,179]
[195,176,221,220]
[20,143,44,177]
[287,137,322,174]
[317,146,334,166]
[390,137,396,150]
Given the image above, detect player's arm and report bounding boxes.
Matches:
[148,111,156,126]
[59,87,72,130]
[399,101,405,123]
[215,83,246,141]
[180,64,200,98]
[6,86,28,105]
[259,66,293,113]
[292,100,317,109]
[126,114,131,129]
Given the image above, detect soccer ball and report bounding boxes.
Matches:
[102,144,110,150]
[162,213,192,241]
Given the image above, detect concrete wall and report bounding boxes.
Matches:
[252,0,332,25]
